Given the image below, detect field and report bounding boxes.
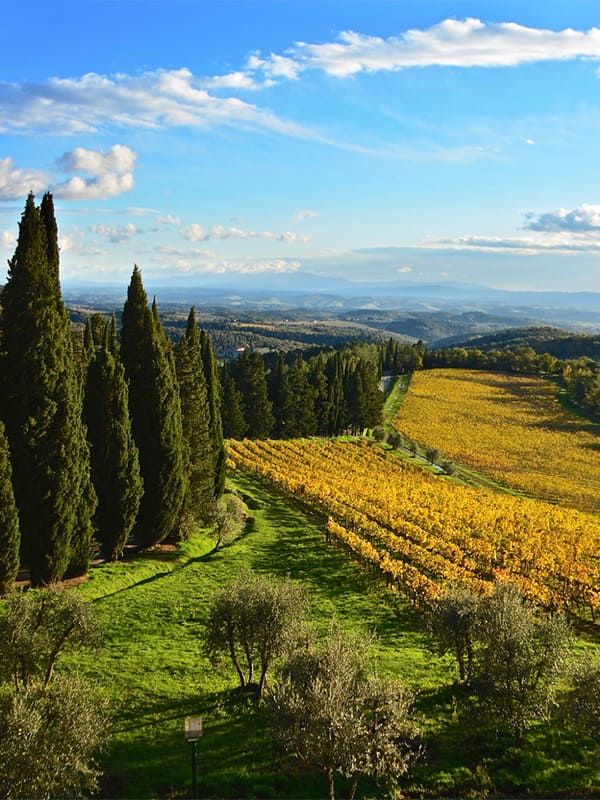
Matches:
[227,438,600,618]
[393,369,600,515]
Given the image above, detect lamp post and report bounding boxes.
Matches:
[184,716,203,800]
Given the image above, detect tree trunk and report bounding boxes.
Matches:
[348,773,361,800]
[326,768,335,800]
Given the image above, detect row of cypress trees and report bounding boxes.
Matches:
[221,347,385,440]
[0,194,225,591]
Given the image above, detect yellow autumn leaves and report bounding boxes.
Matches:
[228,436,600,618]
[395,369,600,515]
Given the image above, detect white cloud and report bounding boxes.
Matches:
[155,214,182,226]
[51,145,137,200]
[426,232,600,255]
[0,156,49,200]
[280,19,600,78]
[202,71,266,90]
[292,208,318,223]
[525,203,600,232]
[145,249,301,276]
[0,68,307,137]
[397,266,412,273]
[54,171,135,200]
[181,222,310,243]
[90,223,139,243]
[181,223,207,242]
[1,229,16,248]
[56,144,136,176]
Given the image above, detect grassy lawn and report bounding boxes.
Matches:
[65,469,600,799]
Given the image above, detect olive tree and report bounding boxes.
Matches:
[0,588,106,799]
[204,569,307,698]
[208,493,247,551]
[560,658,600,744]
[473,583,572,747]
[271,622,421,800]
[428,587,479,683]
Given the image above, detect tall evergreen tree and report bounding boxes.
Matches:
[0,421,20,596]
[84,322,143,560]
[120,267,186,547]
[309,355,333,436]
[199,329,226,499]
[286,355,317,437]
[233,349,275,439]
[176,308,213,525]
[268,352,293,437]
[0,194,96,585]
[325,352,345,435]
[220,363,247,439]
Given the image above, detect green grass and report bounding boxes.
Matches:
[68,473,448,799]
[65,470,600,799]
[382,373,412,429]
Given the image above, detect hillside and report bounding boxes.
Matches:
[442,325,600,358]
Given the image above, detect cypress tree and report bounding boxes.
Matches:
[84,322,143,560]
[325,352,345,435]
[120,267,186,547]
[286,356,317,437]
[233,349,275,439]
[220,363,247,439]
[0,421,20,596]
[309,355,333,436]
[0,193,96,585]
[39,192,59,288]
[176,308,213,525]
[268,353,293,437]
[199,329,226,499]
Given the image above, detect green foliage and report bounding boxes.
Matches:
[220,362,248,439]
[176,308,213,525]
[233,349,275,438]
[428,588,479,683]
[425,446,441,465]
[84,321,143,560]
[0,193,96,585]
[560,658,600,744]
[473,583,572,747]
[205,568,308,699]
[0,676,106,800]
[271,622,421,800]
[200,329,226,499]
[0,422,20,596]
[120,268,187,547]
[208,492,247,551]
[0,587,101,689]
[0,587,105,800]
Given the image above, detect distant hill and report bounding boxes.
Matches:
[338,309,537,345]
[445,326,600,360]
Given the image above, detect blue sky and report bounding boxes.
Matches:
[3,0,600,291]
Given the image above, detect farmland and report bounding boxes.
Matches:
[228,437,600,618]
[394,369,600,514]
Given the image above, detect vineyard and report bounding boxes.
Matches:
[394,369,600,515]
[227,438,600,620]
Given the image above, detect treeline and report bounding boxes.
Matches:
[0,194,224,591]
[221,343,389,440]
[422,344,562,374]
